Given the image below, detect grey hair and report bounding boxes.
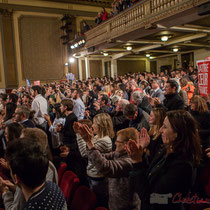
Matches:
[132,91,144,104]
[111,95,121,105]
[118,99,130,110]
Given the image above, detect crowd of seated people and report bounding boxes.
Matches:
[0,65,209,209]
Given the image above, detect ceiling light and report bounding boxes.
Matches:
[146,54,150,57]
[126,46,132,51]
[74,43,78,48]
[161,36,169,42]
[71,45,74,49]
[103,53,108,56]
[82,40,86,44]
[173,48,179,52]
[149,57,154,59]
[65,62,69,66]
[69,57,75,63]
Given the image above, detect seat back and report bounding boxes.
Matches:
[71,186,96,210]
[60,170,79,205]
[58,162,67,186]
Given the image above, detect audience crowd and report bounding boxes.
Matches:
[0,65,209,210]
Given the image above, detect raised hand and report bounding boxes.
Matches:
[206,148,210,158]
[137,128,150,149]
[0,158,9,170]
[125,140,143,163]
[73,122,82,134]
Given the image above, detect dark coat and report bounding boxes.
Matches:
[130,148,194,210]
[111,111,129,133]
[21,119,35,128]
[63,112,77,150]
[129,108,150,131]
[162,93,184,111]
[138,96,152,114]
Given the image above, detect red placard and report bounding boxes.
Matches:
[197,60,210,97]
[33,80,40,86]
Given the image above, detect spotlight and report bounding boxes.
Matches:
[146,54,150,57]
[126,46,132,51]
[71,45,74,49]
[173,48,179,52]
[82,40,86,44]
[103,53,108,56]
[69,57,75,63]
[161,36,169,42]
[65,63,69,66]
[149,57,154,59]
[74,43,78,48]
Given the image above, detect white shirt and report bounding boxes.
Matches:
[31,94,48,125]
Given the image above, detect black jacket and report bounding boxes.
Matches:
[111,111,129,133]
[63,112,77,149]
[162,93,184,111]
[130,148,194,210]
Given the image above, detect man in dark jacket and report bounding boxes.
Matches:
[60,99,78,149]
[152,80,184,111]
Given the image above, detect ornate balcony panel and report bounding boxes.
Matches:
[81,0,209,51]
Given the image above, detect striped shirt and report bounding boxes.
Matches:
[76,134,112,178]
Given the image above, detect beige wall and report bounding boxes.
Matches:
[0,15,6,89]
[117,59,146,75]
[194,49,210,66]
[89,60,102,78]
[156,56,177,73]
[13,11,66,86]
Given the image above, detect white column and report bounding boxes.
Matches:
[85,57,90,79]
[78,58,83,80]
[111,59,117,77]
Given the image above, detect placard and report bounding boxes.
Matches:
[33,80,40,86]
[197,60,210,97]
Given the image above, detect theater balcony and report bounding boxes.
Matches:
[71,0,210,56]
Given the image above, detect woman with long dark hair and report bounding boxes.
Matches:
[126,110,202,210]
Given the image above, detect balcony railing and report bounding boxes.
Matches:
[78,0,209,50]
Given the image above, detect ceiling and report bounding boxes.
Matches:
[86,15,210,60]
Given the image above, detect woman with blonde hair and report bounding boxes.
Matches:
[73,113,114,207]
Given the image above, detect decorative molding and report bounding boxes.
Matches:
[82,0,209,50]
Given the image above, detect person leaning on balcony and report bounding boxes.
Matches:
[95,12,102,25]
[101,8,108,21]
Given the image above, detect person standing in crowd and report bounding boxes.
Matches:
[13,105,35,128]
[150,78,165,103]
[74,113,114,208]
[59,99,77,150]
[124,103,150,131]
[150,80,184,111]
[31,85,48,131]
[80,127,141,210]
[126,110,202,210]
[1,138,67,210]
[71,89,85,120]
[132,91,152,114]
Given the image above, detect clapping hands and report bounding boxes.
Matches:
[125,128,150,163]
[73,122,94,149]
